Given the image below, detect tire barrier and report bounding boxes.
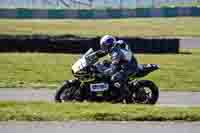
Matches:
[0,35,179,53]
[0,7,200,18]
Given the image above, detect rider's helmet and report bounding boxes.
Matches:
[100,35,116,53]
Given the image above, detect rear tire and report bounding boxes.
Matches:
[128,80,159,105]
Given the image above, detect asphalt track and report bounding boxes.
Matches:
[0,89,199,133]
[180,38,200,48]
[0,89,199,106]
[0,122,200,133]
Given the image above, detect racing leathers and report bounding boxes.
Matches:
[96,42,138,101]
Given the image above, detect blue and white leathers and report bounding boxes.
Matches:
[98,39,138,100]
[104,42,138,76]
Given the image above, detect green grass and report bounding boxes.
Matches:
[0,101,200,121]
[0,49,200,91]
[0,17,200,37]
[160,2,200,8]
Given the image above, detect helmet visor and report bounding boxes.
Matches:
[101,38,115,52]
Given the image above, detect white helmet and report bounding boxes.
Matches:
[100,35,116,52]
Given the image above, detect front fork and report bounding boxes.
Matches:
[66,79,82,99]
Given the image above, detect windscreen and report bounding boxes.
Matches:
[72,48,94,73]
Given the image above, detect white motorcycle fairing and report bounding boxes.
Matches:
[72,48,94,73]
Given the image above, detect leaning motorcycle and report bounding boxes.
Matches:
[55,48,160,104]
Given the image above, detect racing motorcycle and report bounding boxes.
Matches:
[55,48,160,104]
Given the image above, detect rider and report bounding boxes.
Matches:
[96,35,138,101]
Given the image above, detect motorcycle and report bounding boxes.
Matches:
[55,48,160,104]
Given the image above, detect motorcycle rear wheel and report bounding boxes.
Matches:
[127,80,159,105]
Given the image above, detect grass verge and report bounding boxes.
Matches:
[0,49,200,91]
[0,17,200,37]
[160,2,200,8]
[0,101,200,121]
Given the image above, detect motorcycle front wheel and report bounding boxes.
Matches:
[55,81,81,103]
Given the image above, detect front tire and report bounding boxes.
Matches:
[55,80,81,103]
[128,80,159,105]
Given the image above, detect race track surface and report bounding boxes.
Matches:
[1,122,200,133]
[180,38,200,48]
[0,89,199,106]
[0,89,199,132]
